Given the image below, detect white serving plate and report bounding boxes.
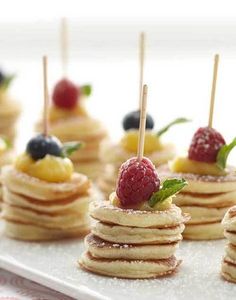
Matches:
[0,225,236,300]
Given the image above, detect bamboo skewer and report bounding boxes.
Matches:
[139,32,145,110]
[137,84,148,161]
[61,17,68,77]
[43,55,49,137]
[208,54,219,128]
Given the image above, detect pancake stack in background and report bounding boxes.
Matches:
[48,114,107,180]
[79,198,188,278]
[98,138,175,197]
[0,138,14,208]
[222,206,236,283]
[1,165,92,240]
[0,70,21,142]
[159,165,236,240]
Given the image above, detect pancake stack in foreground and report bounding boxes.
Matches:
[79,157,189,279]
[221,206,236,283]
[0,70,21,142]
[37,79,107,180]
[159,127,236,240]
[1,134,93,241]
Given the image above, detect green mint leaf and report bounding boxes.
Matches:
[156,117,191,137]
[81,84,92,97]
[61,142,84,157]
[148,178,187,207]
[216,138,236,170]
[0,75,15,91]
[0,136,12,149]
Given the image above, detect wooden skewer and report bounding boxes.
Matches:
[208,54,219,128]
[43,55,49,137]
[61,17,68,77]
[139,32,145,109]
[137,84,148,161]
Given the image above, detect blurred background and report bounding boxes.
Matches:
[1,0,236,161]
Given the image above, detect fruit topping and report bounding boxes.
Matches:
[170,156,226,176]
[122,110,154,131]
[15,153,73,182]
[116,157,160,207]
[120,130,162,154]
[52,78,79,109]
[188,126,226,163]
[0,70,15,91]
[156,117,190,137]
[26,134,83,161]
[26,134,62,160]
[148,178,187,208]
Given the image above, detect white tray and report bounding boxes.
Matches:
[0,226,235,300]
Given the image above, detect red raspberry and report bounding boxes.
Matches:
[116,157,160,207]
[52,78,80,109]
[188,127,226,163]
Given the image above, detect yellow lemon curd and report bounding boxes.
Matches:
[120,130,163,154]
[15,153,74,182]
[170,156,226,176]
[49,102,88,122]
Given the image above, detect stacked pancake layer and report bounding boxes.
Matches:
[0,94,21,142]
[37,116,107,180]
[158,165,236,240]
[0,150,14,208]
[1,165,92,241]
[221,206,236,283]
[79,201,188,279]
[98,140,176,197]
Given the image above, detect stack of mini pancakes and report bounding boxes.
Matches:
[0,147,14,208]
[39,116,107,181]
[158,165,236,240]
[0,94,21,142]
[79,198,189,278]
[98,140,175,197]
[222,206,236,283]
[1,165,92,240]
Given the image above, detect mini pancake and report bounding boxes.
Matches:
[183,221,224,240]
[74,161,105,181]
[47,117,107,142]
[225,244,236,261]
[174,190,236,208]
[222,256,236,283]
[79,251,180,279]
[2,203,90,229]
[3,187,90,213]
[158,164,236,194]
[222,206,236,232]
[90,201,188,228]
[85,234,179,259]
[2,165,90,200]
[92,222,184,244]
[180,206,228,224]
[100,141,176,166]
[3,219,89,241]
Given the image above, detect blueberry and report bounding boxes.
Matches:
[122,110,155,131]
[26,134,62,160]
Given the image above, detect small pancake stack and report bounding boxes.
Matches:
[159,165,236,240]
[0,71,21,142]
[48,115,107,180]
[1,165,91,240]
[80,197,188,278]
[221,206,236,283]
[80,84,189,279]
